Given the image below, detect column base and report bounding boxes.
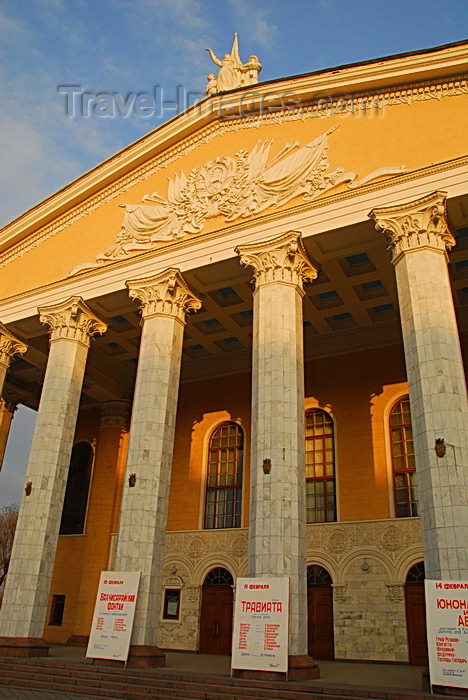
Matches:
[89,645,166,668]
[127,645,166,668]
[0,637,49,657]
[288,654,320,680]
[66,635,89,647]
[233,655,320,682]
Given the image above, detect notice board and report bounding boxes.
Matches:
[425,579,468,690]
[86,571,140,662]
[231,577,289,673]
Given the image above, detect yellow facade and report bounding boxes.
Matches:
[1,41,467,668]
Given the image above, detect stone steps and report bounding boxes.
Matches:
[0,656,455,700]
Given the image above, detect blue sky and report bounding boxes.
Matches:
[0,0,467,507]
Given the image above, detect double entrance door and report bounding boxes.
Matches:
[199,584,233,655]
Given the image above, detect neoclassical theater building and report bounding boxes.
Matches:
[0,40,467,675]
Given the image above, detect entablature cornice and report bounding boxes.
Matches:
[0,157,467,325]
[0,44,467,261]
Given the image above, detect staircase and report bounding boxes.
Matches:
[0,656,459,700]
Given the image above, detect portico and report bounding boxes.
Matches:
[0,41,467,684]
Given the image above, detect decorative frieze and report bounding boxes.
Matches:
[369,190,455,263]
[126,268,202,323]
[38,296,107,346]
[1,74,466,271]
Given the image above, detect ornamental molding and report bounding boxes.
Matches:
[306,519,422,564]
[2,72,465,272]
[82,127,406,268]
[236,231,317,290]
[126,268,202,322]
[160,521,422,589]
[369,190,455,263]
[38,295,108,345]
[0,323,28,368]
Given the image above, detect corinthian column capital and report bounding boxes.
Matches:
[38,296,107,346]
[0,323,28,369]
[126,268,202,323]
[236,231,317,292]
[369,191,455,264]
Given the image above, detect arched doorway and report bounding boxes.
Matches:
[405,562,428,665]
[199,567,234,655]
[307,565,334,660]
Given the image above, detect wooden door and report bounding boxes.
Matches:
[199,585,233,655]
[405,582,428,665]
[307,584,334,660]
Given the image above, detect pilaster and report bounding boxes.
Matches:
[114,268,201,668]
[370,191,468,580]
[70,401,131,645]
[0,297,106,655]
[236,231,319,680]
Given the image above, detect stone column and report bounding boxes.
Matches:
[0,397,18,472]
[370,191,468,580]
[114,268,201,668]
[0,322,28,394]
[0,297,106,656]
[236,231,319,680]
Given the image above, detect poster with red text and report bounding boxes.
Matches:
[231,577,289,673]
[425,580,468,690]
[86,571,140,662]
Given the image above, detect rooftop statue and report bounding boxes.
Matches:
[205,33,262,94]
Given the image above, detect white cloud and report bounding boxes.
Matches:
[226,0,278,51]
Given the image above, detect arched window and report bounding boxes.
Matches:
[307,565,333,585]
[204,567,234,585]
[406,562,425,583]
[390,397,419,517]
[204,422,243,529]
[305,410,336,523]
[59,441,93,535]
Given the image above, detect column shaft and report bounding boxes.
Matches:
[116,315,184,645]
[237,232,318,675]
[250,279,307,654]
[114,269,200,661]
[395,248,468,578]
[0,400,16,472]
[371,192,468,580]
[2,339,89,636]
[0,297,106,644]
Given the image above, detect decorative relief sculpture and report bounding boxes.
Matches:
[205,33,261,94]
[86,127,405,268]
[387,584,404,603]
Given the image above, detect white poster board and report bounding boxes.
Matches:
[231,577,289,673]
[425,580,468,690]
[86,571,140,662]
